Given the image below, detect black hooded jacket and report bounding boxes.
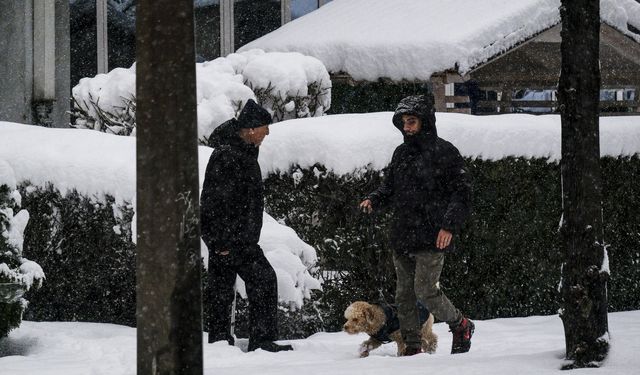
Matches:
[367,95,472,253]
[200,100,272,253]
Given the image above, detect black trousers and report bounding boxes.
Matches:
[207,244,278,345]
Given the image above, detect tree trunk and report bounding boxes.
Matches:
[136,0,203,374]
[558,0,609,369]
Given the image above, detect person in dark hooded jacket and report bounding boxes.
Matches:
[359,94,475,355]
[201,99,293,352]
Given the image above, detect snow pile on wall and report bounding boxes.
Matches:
[72,49,331,141]
[258,112,640,175]
[241,0,640,81]
[3,112,640,200]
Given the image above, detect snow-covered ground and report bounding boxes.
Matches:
[0,310,638,375]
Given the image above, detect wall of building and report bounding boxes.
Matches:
[0,0,70,127]
[0,1,33,124]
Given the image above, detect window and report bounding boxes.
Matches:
[292,0,319,20]
[234,0,281,49]
[194,2,221,61]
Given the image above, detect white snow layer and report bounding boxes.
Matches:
[72,49,331,139]
[1,311,639,374]
[0,160,17,191]
[2,113,640,201]
[240,0,640,81]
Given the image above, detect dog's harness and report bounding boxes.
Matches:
[371,302,431,343]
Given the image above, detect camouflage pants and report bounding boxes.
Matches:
[393,251,462,347]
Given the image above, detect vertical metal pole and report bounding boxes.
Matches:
[33,0,56,100]
[220,0,235,56]
[137,0,203,374]
[32,0,56,127]
[282,0,292,25]
[96,0,108,74]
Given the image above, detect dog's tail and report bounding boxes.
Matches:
[426,313,434,330]
[422,313,438,354]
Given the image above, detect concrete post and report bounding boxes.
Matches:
[220,0,234,56]
[96,0,108,74]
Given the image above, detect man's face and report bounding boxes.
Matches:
[402,115,422,136]
[241,124,270,146]
[251,125,269,146]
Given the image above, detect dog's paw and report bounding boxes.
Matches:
[358,344,370,358]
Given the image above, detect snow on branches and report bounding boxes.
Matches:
[70,49,331,144]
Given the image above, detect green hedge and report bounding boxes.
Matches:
[329,80,431,114]
[19,184,321,338]
[15,156,640,336]
[21,185,137,325]
[263,156,640,331]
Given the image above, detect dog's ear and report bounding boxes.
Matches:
[364,305,375,322]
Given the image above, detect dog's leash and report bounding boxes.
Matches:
[358,205,389,304]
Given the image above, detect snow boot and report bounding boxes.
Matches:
[248,341,293,352]
[208,333,234,346]
[450,317,474,354]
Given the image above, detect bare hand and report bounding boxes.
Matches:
[436,229,453,250]
[359,199,373,214]
[216,249,230,256]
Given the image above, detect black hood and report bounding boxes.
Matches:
[392,95,437,138]
[208,99,272,148]
[209,118,241,148]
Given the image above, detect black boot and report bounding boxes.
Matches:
[248,341,293,352]
[208,333,234,346]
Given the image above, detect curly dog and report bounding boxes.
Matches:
[343,301,438,357]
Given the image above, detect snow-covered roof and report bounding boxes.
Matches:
[239,0,640,81]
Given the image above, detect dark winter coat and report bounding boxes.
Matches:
[371,302,431,344]
[200,101,271,253]
[367,95,472,253]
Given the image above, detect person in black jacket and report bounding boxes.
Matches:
[201,99,293,352]
[359,94,475,355]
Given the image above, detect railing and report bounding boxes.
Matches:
[474,99,639,115]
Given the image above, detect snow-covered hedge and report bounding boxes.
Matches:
[71,49,331,144]
[258,112,640,330]
[0,161,44,338]
[0,121,321,334]
[2,112,640,335]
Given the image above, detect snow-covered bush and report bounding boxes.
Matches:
[0,161,45,338]
[71,49,331,144]
[1,122,322,336]
[4,111,640,336]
